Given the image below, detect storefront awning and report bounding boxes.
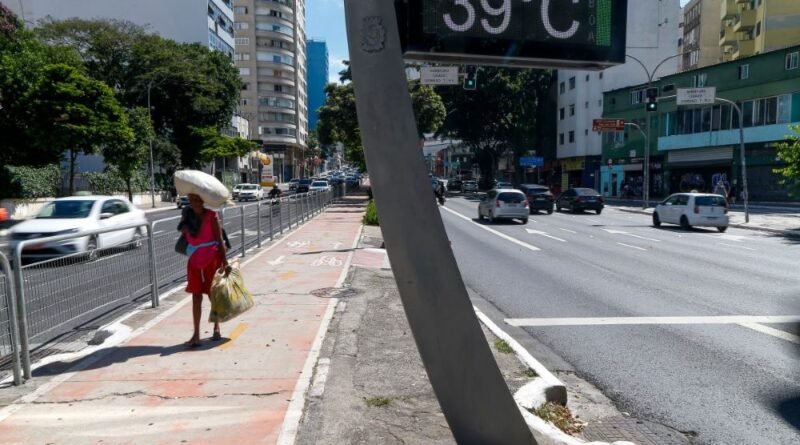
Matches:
[667,147,733,165]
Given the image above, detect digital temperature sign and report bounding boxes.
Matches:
[397,0,628,69]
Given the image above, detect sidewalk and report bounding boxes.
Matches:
[0,196,367,445]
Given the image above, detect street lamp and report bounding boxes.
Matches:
[146,79,158,209]
[625,52,689,208]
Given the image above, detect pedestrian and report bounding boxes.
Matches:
[178,193,232,348]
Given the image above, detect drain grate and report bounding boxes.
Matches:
[583,416,691,445]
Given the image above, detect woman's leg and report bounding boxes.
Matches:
[208,294,221,340]
[187,293,202,346]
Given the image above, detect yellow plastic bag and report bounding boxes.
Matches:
[209,263,254,323]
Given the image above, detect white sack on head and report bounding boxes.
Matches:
[174,170,231,208]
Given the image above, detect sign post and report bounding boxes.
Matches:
[677,87,716,106]
[592,118,625,132]
[420,66,459,85]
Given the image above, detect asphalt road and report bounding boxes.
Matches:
[441,196,800,445]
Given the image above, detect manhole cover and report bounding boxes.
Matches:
[583,416,691,445]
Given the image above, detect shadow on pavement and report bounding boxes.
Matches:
[32,342,226,377]
[772,395,800,432]
[767,232,800,245]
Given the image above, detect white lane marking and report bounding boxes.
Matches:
[719,234,748,242]
[153,230,165,235]
[617,242,647,251]
[529,219,539,224]
[268,255,286,266]
[738,322,800,345]
[505,315,800,327]
[525,229,566,243]
[308,357,331,398]
[558,228,577,234]
[718,243,756,251]
[586,218,601,224]
[441,206,541,252]
[603,228,661,242]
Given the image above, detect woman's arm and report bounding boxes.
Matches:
[211,213,232,275]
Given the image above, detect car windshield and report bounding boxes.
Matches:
[36,200,95,219]
[312,181,327,186]
[497,192,525,203]
[242,185,258,190]
[300,179,312,185]
[575,188,599,196]
[695,196,727,206]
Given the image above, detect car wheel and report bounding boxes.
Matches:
[680,215,692,230]
[86,236,98,262]
[570,203,577,213]
[652,212,661,227]
[596,208,602,215]
[521,218,528,225]
[717,226,728,233]
[547,208,554,215]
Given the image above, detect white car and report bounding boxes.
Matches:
[477,189,529,224]
[653,193,729,232]
[232,184,246,199]
[237,184,264,201]
[8,196,148,263]
[309,180,331,192]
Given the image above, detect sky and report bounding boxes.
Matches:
[306,0,348,84]
[307,0,693,83]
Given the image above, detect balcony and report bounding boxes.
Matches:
[733,39,755,59]
[721,0,738,20]
[733,9,756,32]
[719,26,736,46]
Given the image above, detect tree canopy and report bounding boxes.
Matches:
[775,124,800,196]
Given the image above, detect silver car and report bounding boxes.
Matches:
[477,189,529,224]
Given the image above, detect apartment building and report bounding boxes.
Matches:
[682,0,724,71]
[234,0,308,180]
[720,0,800,62]
[556,0,681,191]
[306,39,328,131]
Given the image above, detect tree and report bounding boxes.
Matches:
[436,67,553,187]
[196,126,258,164]
[103,107,153,201]
[775,125,800,196]
[31,64,133,194]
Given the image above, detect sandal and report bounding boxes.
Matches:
[212,331,222,341]
[185,340,202,348]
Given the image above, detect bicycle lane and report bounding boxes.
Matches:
[0,201,365,445]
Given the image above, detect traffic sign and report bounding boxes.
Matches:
[592,118,625,132]
[397,0,628,69]
[677,87,716,106]
[420,66,460,85]
[519,156,544,167]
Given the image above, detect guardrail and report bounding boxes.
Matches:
[2,190,334,384]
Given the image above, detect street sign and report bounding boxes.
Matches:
[677,87,716,106]
[420,66,460,85]
[397,0,628,69]
[592,118,625,132]
[519,156,544,167]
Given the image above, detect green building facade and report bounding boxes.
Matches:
[601,45,800,201]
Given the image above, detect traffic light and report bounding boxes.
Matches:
[463,66,477,90]
[645,87,658,112]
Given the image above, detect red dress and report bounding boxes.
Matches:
[185,210,222,295]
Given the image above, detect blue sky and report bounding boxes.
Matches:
[306,0,347,84]
[307,0,693,83]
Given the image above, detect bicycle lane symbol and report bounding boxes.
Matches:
[311,255,343,267]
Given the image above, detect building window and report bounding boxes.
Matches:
[585,129,589,136]
[786,52,799,70]
[559,133,564,145]
[755,21,761,37]
[241,98,249,106]
[569,104,575,116]
[234,6,248,14]
[599,72,603,79]
[239,67,251,76]
[586,74,590,82]
[559,82,565,94]
[241,82,249,90]
[234,22,249,30]
[234,53,250,61]
[585,101,589,109]
[568,131,575,143]
[630,89,644,105]
[691,73,707,87]
[738,64,749,80]
[569,77,576,89]
[235,37,249,45]
[559,108,565,120]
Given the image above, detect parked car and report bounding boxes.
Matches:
[518,184,554,214]
[345,176,360,188]
[297,179,313,193]
[237,184,264,201]
[555,188,604,214]
[288,179,300,191]
[496,181,513,189]
[461,180,479,194]
[477,189,529,224]
[447,179,463,192]
[653,193,729,232]
[8,196,147,263]
[232,184,246,199]
[176,196,190,209]
[309,180,331,192]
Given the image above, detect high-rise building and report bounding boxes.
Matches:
[682,0,723,71]
[556,0,681,190]
[233,0,308,180]
[306,40,328,131]
[720,0,800,62]
[4,0,235,59]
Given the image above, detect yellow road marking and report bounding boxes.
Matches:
[220,322,248,350]
[279,271,296,281]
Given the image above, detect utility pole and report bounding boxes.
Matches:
[147,81,157,209]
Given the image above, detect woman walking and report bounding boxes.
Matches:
[179,193,232,347]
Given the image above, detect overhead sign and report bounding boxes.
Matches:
[677,87,716,106]
[592,118,625,132]
[420,66,460,85]
[397,0,628,69]
[519,156,544,167]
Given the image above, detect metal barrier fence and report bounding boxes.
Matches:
[2,190,334,383]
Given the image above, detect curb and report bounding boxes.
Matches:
[613,207,799,235]
[473,306,635,445]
